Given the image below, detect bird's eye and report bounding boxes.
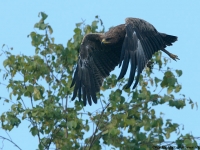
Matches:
[105,38,112,41]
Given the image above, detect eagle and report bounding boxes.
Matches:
[70,18,179,106]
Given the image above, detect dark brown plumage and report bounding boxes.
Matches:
[70,18,179,106]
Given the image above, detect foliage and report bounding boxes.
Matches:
[0,12,199,150]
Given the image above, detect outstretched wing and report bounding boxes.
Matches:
[118,18,166,89]
[71,33,121,106]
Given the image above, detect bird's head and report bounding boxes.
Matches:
[101,37,113,45]
[102,25,125,45]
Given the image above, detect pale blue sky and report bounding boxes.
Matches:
[0,1,200,149]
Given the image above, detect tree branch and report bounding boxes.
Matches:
[0,136,22,150]
[87,103,110,150]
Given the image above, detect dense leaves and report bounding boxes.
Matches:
[0,12,199,150]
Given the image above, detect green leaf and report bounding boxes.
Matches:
[191,103,194,109]
[3,59,9,67]
[184,139,191,145]
[4,99,9,103]
[167,77,176,86]
[159,135,164,142]
[33,87,41,100]
[67,121,77,129]
[144,124,150,131]
[195,102,198,110]
[34,23,40,28]
[74,28,81,35]
[51,37,55,43]
[91,20,98,32]
[48,25,53,34]
[151,109,155,115]
[161,76,168,88]
[165,131,170,139]
[165,71,173,77]
[150,78,153,86]
[40,12,48,20]
[102,130,108,135]
[175,85,182,93]
[169,100,174,106]
[176,70,183,77]
[40,24,47,30]
[167,86,173,94]
[27,85,34,93]
[30,126,38,136]
[38,143,44,150]
[76,22,83,27]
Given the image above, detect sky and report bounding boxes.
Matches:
[0,1,200,149]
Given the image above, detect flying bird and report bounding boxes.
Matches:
[70,18,179,106]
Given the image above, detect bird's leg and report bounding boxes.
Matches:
[161,49,180,61]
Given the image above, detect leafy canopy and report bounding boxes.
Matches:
[0,12,199,150]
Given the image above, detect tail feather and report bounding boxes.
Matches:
[160,33,178,47]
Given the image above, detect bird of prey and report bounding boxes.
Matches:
[70,17,179,106]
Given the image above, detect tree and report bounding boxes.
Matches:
[0,12,199,150]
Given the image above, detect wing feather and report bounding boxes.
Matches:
[71,33,120,106]
[71,18,178,105]
[118,18,165,89]
[82,86,87,105]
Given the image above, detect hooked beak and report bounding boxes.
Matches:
[101,39,110,45]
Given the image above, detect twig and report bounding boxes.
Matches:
[0,136,22,150]
[5,131,12,142]
[87,103,110,150]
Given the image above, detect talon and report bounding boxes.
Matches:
[170,53,180,61]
